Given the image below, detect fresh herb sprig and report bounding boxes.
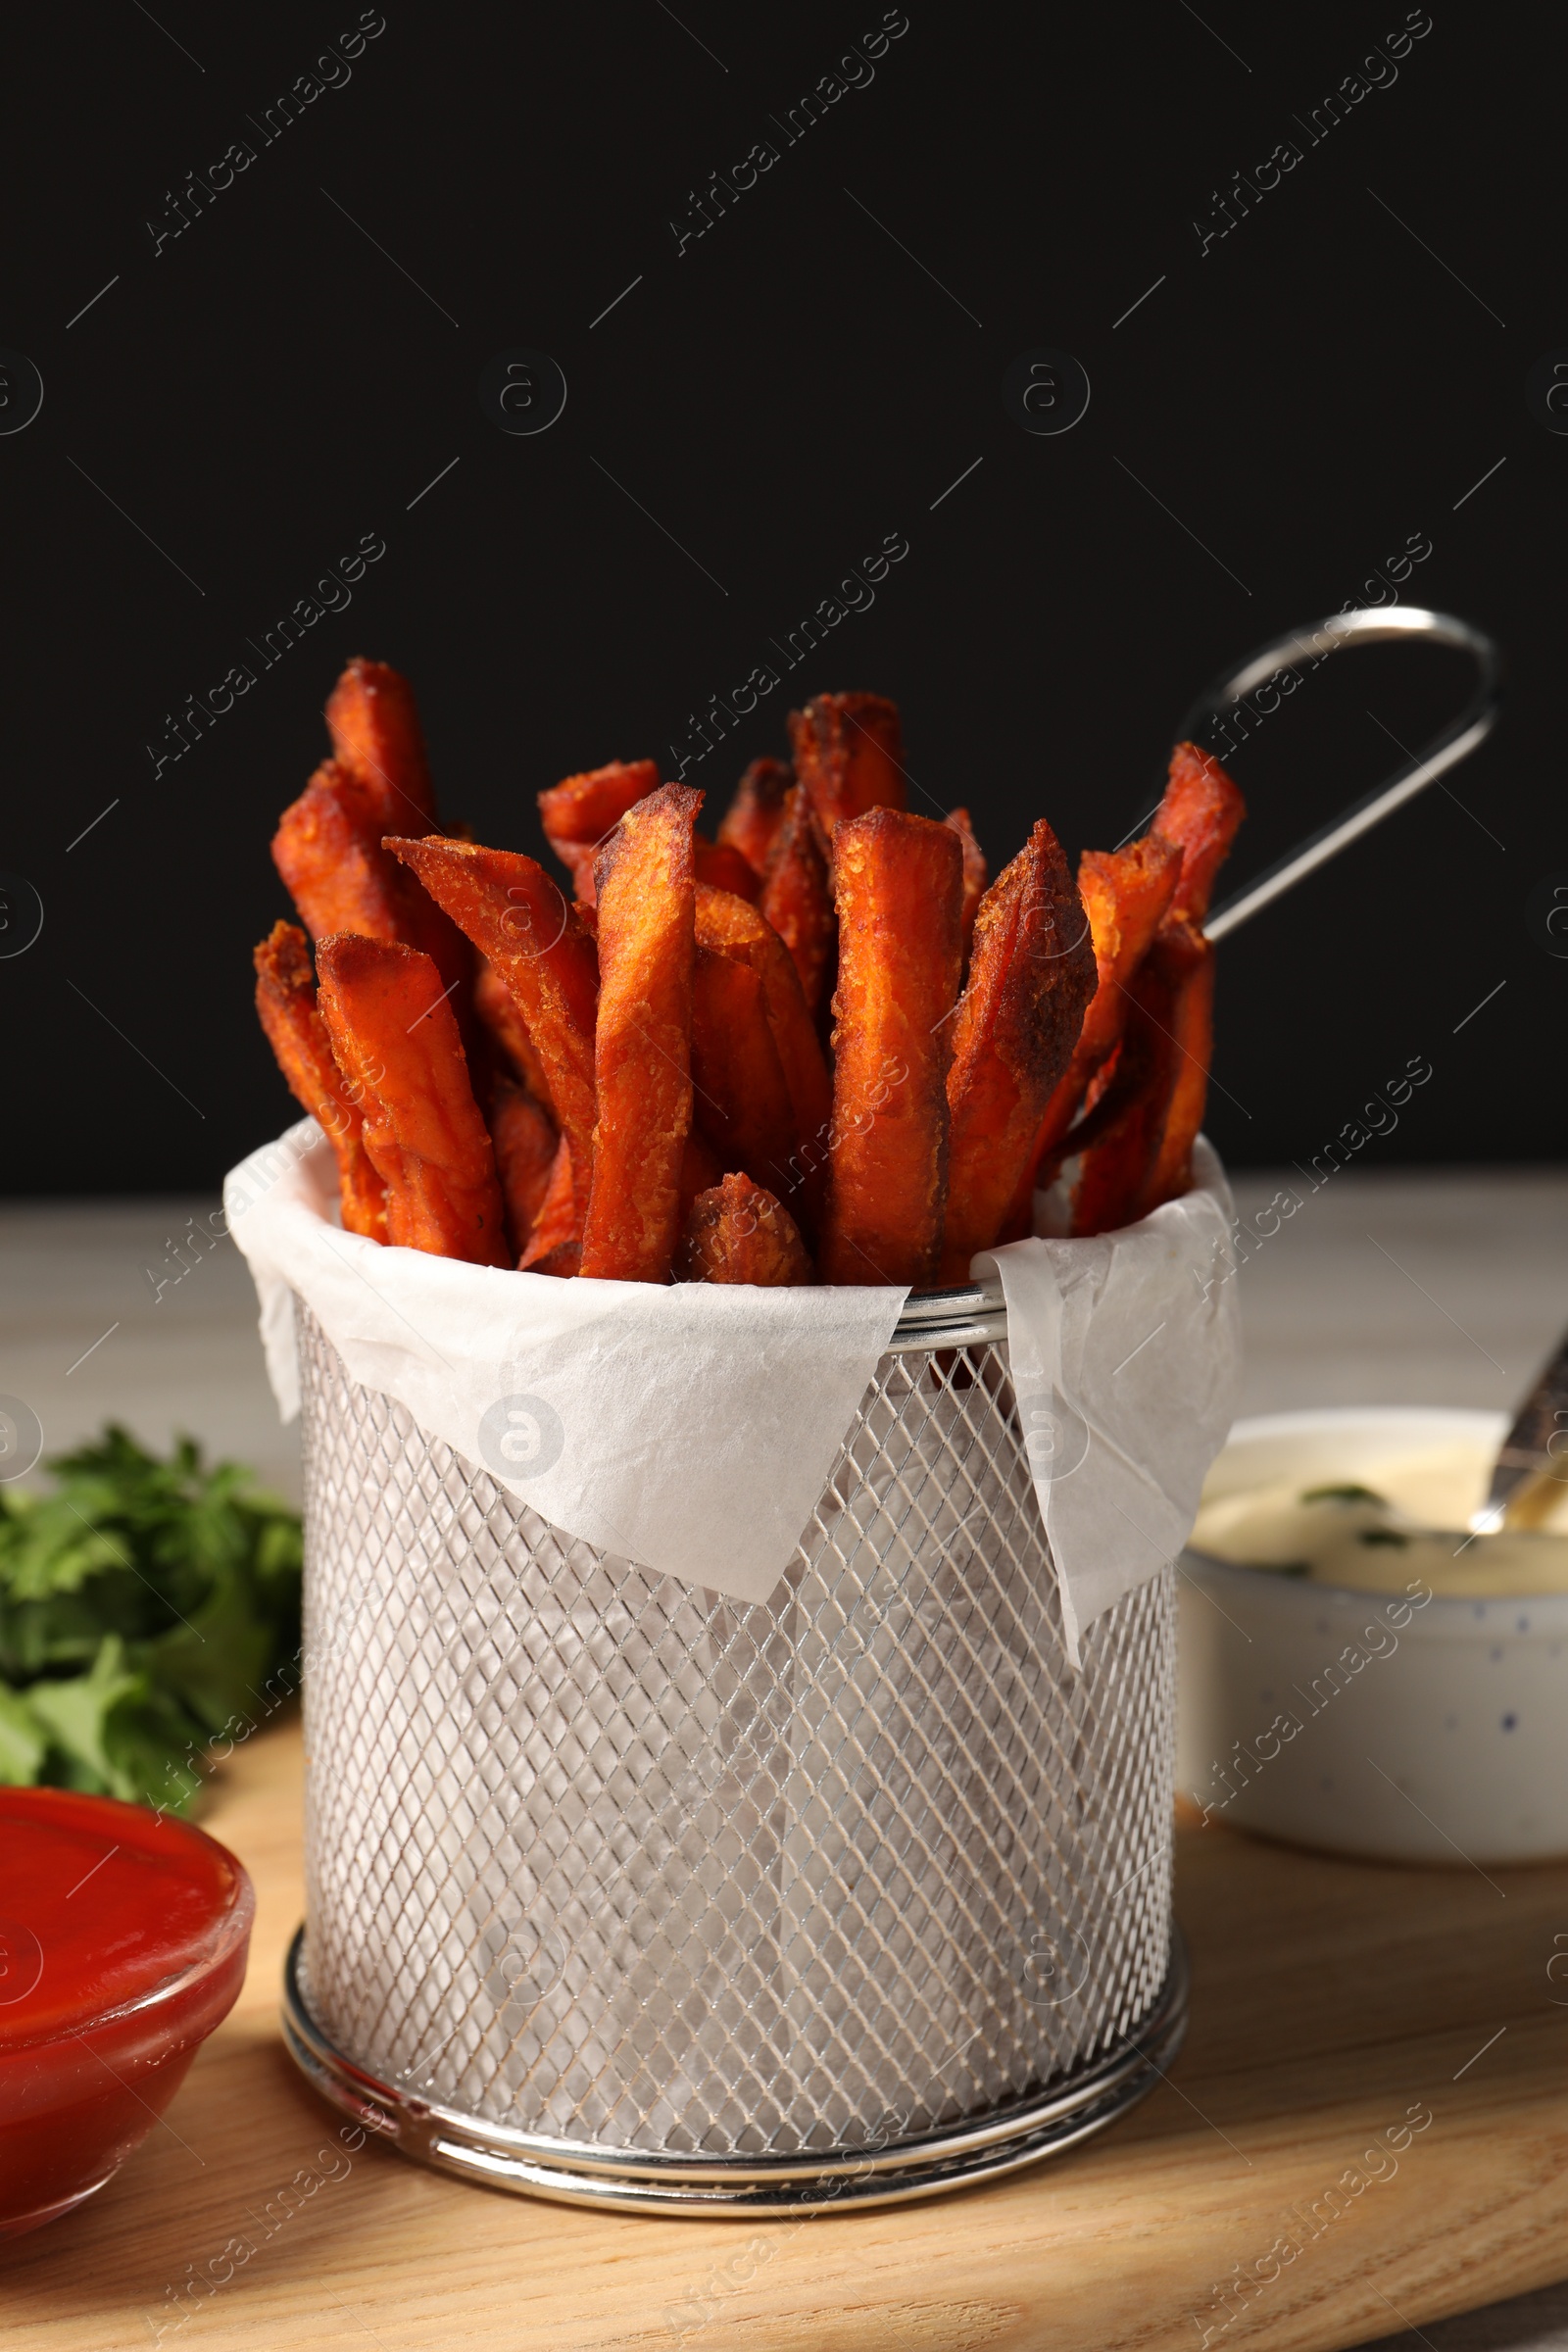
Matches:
[0,1426,302,1811]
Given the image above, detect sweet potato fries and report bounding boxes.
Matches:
[255,662,1243,1289]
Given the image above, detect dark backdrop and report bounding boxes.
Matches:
[3,0,1560,1194]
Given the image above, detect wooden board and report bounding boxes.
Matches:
[9,1720,1568,2352]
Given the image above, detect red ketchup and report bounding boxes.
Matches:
[0,1788,253,2235]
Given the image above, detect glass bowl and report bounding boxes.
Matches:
[0,1786,254,2235]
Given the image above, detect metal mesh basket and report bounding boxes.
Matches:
[281,1288,1184,2212]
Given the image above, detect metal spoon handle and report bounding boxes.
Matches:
[1483,1332,1568,1528]
[1175,607,1501,944]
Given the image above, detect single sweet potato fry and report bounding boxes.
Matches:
[386,839,599,1231]
[579,783,701,1282]
[819,808,964,1288]
[517,1135,580,1275]
[1143,922,1216,1212]
[273,760,406,941]
[1069,917,1211,1234]
[316,935,509,1266]
[539,758,659,906]
[1153,742,1247,923]
[939,821,1097,1282]
[272,760,471,1003]
[717,758,790,877]
[676,1175,815,1287]
[760,783,835,1019]
[539,758,660,854]
[691,945,797,1197]
[1065,835,1184,1095]
[489,1075,559,1256]
[473,956,552,1104]
[695,884,832,1235]
[788,693,906,841]
[253,921,387,1242]
[1001,830,1183,1234]
[693,838,761,903]
[946,808,988,961]
[1065,1026,1172,1239]
[325,659,435,832]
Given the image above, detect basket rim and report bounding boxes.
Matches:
[890,1277,1005,1351]
[281,1926,1186,2209]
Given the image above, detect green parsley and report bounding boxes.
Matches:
[0,1426,302,1812]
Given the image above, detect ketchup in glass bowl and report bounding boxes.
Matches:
[0,1787,254,2235]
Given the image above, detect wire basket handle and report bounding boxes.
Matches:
[1177,607,1501,943]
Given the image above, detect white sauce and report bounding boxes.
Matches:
[1191,1436,1568,1596]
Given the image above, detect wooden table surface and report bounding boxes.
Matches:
[9,1719,1568,2352]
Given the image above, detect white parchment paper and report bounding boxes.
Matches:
[981,1138,1242,1660]
[226,1121,1240,1637]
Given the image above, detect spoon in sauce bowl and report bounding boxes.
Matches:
[1471,1329,1568,1535]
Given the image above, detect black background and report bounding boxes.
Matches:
[3,0,1560,1195]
